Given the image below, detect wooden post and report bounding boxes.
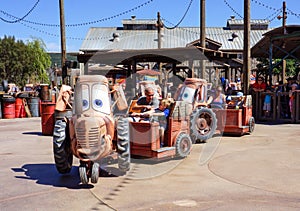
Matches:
[200,0,206,79]
[200,0,206,49]
[157,12,162,49]
[268,42,273,86]
[59,0,67,76]
[282,59,286,83]
[282,1,287,35]
[132,60,137,97]
[243,0,251,94]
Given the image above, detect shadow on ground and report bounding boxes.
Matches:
[11,163,123,189]
[22,131,43,136]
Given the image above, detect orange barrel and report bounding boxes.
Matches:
[40,84,50,101]
[2,96,16,119]
[41,101,56,135]
[28,97,40,117]
[15,98,26,118]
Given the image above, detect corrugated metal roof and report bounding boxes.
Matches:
[80,26,271,51]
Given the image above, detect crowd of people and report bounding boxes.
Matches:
[250,76,299,118]
[220,74,300,119]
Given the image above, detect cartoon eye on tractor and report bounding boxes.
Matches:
[53,75,130,184]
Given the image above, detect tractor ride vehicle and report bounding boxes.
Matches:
[174,78,218,143]
[175,78,255,137]
[52,75,130,184]
[215,93,255,136]
[126,98,193,159]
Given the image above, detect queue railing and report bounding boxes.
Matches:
[252,91,300,123]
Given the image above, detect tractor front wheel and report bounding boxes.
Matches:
[91,162,99,184]
[175,133,192,158]
[79,163,89,184]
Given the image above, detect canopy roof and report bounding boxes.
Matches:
[77,46,238,66]
[251,25,300,60]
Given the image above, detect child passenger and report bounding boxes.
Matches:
[153,99,171,147]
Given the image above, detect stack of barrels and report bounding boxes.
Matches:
[0,84,57,136]
[0,94,40,119]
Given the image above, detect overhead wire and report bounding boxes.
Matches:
[162,0,194,29]
[0,0,154,27]
[223,0,243,19]
[251,0,279,11]
[0,0,40,24]
[286,8,300,19]
[224,0,282,23]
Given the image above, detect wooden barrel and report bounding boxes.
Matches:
[41,102,56,135]
[40,84,50,101]
[2,96,16,119]
[15,98,26,118]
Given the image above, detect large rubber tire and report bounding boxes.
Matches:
[53,120,73,174]
[249,117,255,134]
[190,107,217,143]
[117,117,130,172]
[175,133,192,158]
[91,162,99,184]
[79,164,89,184]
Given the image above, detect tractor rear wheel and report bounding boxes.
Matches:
[249,117,255,134]
[175,133,192,158]
[53,120,73,174]
[190,108,217,143]
[117,117,130,172]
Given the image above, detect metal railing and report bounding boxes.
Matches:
[252,91,300,123]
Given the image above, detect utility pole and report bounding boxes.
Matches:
[243,0,251,94]
[59,0,67,83]
[277,1,287,82]
[200,0,206,79]
[200,0,206,49]
[282,1,287,34]
[157,12,163,49]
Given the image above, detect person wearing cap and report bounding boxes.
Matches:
[252,77,267,92]
[289,83,298,113]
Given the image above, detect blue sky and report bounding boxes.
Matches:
[0,0,299,52]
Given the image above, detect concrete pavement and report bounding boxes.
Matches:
[0,117,299,210]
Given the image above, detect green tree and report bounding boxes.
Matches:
[0,36,51,87]
[257,58,299,77]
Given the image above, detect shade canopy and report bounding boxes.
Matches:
[251,25,300,60]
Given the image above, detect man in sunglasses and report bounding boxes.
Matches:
[135,87,159,112]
